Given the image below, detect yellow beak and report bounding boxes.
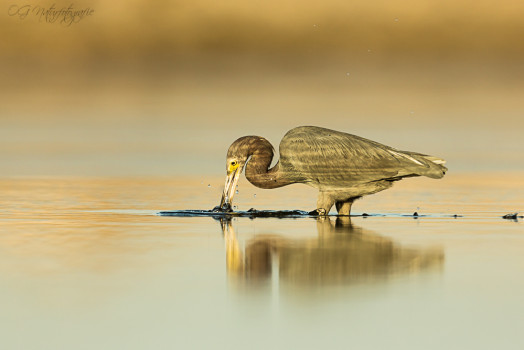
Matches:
[219,165,241,211]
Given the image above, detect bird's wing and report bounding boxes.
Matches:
[279,126,444,186]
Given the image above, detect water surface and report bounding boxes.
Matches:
[0,174,523,349]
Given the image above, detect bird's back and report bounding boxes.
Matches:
[278,126,447,188]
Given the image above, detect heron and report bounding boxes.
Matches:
[217,126,447,215]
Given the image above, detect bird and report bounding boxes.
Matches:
[216,126,447,216]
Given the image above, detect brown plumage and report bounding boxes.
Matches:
[218,126,447,215]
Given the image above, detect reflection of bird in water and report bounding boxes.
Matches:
[217,126,447,215]
[220,217,444,286]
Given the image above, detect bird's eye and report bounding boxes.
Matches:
[231,161,237,166]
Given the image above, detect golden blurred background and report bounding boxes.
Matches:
[1,0,523,176]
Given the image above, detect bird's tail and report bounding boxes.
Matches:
[407,152,448,179]
[421,155,446,166]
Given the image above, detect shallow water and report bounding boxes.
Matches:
[1,174,523,350]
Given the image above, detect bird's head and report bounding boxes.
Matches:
[217,137,255,211]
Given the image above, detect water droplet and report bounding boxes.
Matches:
[254,194,257,198]
[410,110,414,114]
[207,184,211,187]
[367,49,372,53]
[235,190,239,194]
[313,24,318,28]
[394,18,399,22]
[346,72,350,76]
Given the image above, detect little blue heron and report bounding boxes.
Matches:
[218,126,447,215]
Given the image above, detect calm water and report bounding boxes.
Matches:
[1,174,523,350]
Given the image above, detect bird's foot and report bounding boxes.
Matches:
[308,208,327,216]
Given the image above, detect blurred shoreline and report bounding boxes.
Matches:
[2,0,523,176]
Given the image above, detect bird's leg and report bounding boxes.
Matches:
[309,208,326,216]
[309,191,335,216]
[335,200,353,216]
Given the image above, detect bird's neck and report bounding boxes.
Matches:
[244,137,292,189]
